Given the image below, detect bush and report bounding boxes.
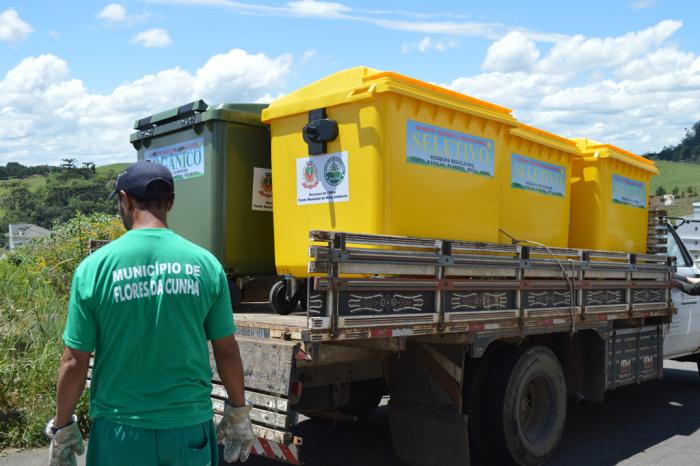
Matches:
[0,213,123,449]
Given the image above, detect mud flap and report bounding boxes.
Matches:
[388,340,469,466]
[390,400,469,466]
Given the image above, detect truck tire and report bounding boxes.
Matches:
[483,345,567,465]
[269,281,298,315]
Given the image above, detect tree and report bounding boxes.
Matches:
[60,158,77,169]
[655,186,666,196]
[0,181,37,222]
[1,165,116,230]
[672,186,680,197]
[687,186,696,197]
[646,120,700,162]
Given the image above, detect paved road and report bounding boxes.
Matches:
[3,360,699,466]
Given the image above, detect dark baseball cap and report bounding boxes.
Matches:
[107,160,174,200]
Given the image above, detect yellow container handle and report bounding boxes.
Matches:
[346,83,377,101]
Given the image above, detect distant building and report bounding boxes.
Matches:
[6,223,51,250]
[676,202,700,265]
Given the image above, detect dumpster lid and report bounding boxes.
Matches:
[133,102,267,129]
[510,123,580,156]
[134,100,209,130]
[261,66,517,126]
[130,102,267,144]
[571,138,658,174]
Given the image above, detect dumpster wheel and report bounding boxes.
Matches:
[270,280,299,315]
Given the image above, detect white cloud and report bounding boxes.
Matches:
[193,49,292,103]
[0,49,294,165]
[131,28,172,47]
[286,0,350,17]
[0,9,33,44]
[629,0,657,9]
[300,50,317,64]
[417,36,431,52]
[616,47,695,80]
[447,20,700,154]
[401,35,459,54]
[150,0,567,42]
[97,3,151,26]
[482,32,539,72]
[98,3,128,22]
[537,20,682,75]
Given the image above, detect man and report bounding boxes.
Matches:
[46,161,254,466]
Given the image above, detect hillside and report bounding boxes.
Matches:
[649,160,700,217]
[0,163,128,220]
[96,162,130,175]
[650,160,700,194]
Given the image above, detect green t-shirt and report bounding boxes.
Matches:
[63,228,236,429]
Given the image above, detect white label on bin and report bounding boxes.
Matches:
[296,152,349,205]
[144,137,205,181]
[612,174,647,209]
[252,167,273,212]
[511,154,565,197]
[406,120,495,177]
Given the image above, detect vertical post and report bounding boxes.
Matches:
[626,254,633,317]
[330,233,346,339]
[436,240,451,332]
[518,246,529,329]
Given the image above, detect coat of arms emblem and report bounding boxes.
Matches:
[302,161,319,189]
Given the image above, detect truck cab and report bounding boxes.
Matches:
[663,221,700,360]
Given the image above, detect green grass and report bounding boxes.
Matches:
[96,162,129,175]
[651,160,700,194]
[0,175,46,191]
[649,161,700,217]
[0,214,124,449]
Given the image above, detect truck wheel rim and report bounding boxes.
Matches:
[518,373,556,444]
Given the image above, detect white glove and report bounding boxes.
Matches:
[45,415,85,466]
[216,401,254,463]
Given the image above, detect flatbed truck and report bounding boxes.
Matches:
[207,211,700,466]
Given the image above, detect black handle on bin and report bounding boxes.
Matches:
[133,100,208,131]
[303,108,338,155]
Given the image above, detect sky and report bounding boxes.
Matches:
[2,0,700,166]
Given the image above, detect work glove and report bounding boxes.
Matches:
[216,401,254,463]
[45,415,85,466]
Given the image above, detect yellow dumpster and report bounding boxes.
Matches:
[569,138,658,253]
[261,66,518,277]
[500,124,580,248]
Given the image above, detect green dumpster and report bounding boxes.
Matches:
[130,100,274,276]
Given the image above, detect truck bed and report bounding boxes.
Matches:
[235,231,674,346]
[235,311,308,340]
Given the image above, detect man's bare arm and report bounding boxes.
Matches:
[55,347,91,427]
[212,334,246,407]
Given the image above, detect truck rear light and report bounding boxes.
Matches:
[291,381,303,397]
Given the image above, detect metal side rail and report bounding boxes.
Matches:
[306,230,675,341]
